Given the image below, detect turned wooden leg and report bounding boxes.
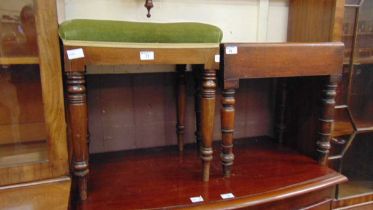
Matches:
[193,66,202,147]
[200,69,216,182]
[275,79,287,144]
[317,76,338,165]
[66,71,89,200]
[221,89,235,177]
[176,65,186,152]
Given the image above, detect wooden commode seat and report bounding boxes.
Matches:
[219,42,345,177]
[59,19,222,200]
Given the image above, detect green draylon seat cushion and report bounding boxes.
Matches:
[59,19,223,44]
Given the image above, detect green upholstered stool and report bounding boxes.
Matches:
[59,19,222,200]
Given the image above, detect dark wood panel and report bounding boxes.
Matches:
[73,137,345,210]
[87,73,274,154]
[222,43,344,84]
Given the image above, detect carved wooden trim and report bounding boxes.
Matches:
[317,76,338,165]
[144,0,154,18]
[200,69,216,182]
[221,89,236,177]
[65,71,89,200]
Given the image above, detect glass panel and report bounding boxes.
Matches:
[336,65,350,105]
[0,1,48,168]
[338,133,373,198]
[356,0,373,64]
[343,7,357,64]
[335,2,373,199]
[349,65,373,127]
[0,0,38,58]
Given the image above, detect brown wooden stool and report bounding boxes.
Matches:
[219,42,344,177]
[59,19,222,200]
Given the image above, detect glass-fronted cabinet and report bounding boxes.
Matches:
[0,0,68,186]
[331,0,373,206]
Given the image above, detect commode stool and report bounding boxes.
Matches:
[58,19,222,200]
[219,42,344,177]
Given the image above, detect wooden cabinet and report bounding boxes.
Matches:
[330,0,373,209]
[0,0,70,209]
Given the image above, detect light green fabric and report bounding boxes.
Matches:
[59,19,223,43]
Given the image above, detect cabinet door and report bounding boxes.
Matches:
[0,0,68,186]
[333,0,373,200]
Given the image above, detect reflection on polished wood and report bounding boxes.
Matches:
[0,141,48,167]
[73,137,346,210]
[0,177,71,210]
[0,56,39,65]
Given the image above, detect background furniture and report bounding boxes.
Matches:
[0,0,70,209]
[59,19,222,200]
[330,0,373,209]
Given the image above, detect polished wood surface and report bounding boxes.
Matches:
[221,42,344,88]
[0,177,71,210]
[74,137,346,210]
[333,192,373,209]
[66,72,89,200]
[0,56,39,65]
[0,0,68,186]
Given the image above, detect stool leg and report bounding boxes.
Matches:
[317,75,338,165]
[66,71,89,200]
[200,69,216,182]
[193,66,202,148]
[176,65,186,152]
[221,89,235,177]
[275,78,287,144]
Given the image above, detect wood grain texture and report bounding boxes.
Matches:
[0,0,68,186]
[288,0,345,42]
[73,137,346,210]
[0,177,71,210]
[222,42,344,88]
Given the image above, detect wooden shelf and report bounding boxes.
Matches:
[333,120,354,137]
[0,56,40,65]
[0,141,48,168]
[339,180,373,198]
[74,137,346,209]
[359,56,373,65]
[333,119,373,137]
